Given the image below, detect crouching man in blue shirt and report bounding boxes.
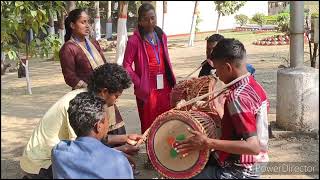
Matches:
[51,92,133,179]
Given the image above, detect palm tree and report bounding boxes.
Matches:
[188,1,199,47]
[116,1,128,65]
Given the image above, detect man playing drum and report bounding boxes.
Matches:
[176,38,269,179]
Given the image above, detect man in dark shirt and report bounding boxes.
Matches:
[199,34,256,78]
[198,34,225,77]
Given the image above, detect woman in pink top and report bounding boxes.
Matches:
[123,3,176,133]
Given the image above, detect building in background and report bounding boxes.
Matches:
[268,1,290,15]
[97,1,269,37]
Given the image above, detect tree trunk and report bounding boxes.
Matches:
[311,43,318,68]
[116,1,128,65]
[29,29,34,42]
[94,1,101,40]
[23,43,32,94]
[162,1,167,30]
[47,2,55,35]
[49,14,55,35]
[25,59,32,94]
[1,52,11,76]
[188,1,199,47]
[58,10,65,42]
[67,1,76,13]
[215,13,221,34]
[106,1,112,39]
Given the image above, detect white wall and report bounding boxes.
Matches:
[155,1,268,36]
[156,1,195,36]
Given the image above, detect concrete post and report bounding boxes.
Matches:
[290,1,304,67]
[276,1,319,133]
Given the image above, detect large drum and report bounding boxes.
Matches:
[146,110,220,179]
[170,75,220,114]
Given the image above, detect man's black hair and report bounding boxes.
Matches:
[210,38,246,67]
[68,92,106,137]
[206,34,224,43]
[88,63,132,94]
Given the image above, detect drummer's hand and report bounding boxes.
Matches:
[126,134,142,145]
[176,99,186,110]
[175,128,210,155]
[115,144,140,156]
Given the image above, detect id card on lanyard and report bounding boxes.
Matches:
[147,32,164,90]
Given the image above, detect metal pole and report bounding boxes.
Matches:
[290,1,304,67]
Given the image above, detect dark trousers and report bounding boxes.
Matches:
[192,157,262,179]
[22,166,52,179]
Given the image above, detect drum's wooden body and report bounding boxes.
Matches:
[170,75,218,113]
[146,110,220,179]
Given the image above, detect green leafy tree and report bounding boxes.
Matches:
[252,13,266,28]
[214,1,246,33]
[235,14,249,27]
[76,1,92,9]
[1,1,63,94]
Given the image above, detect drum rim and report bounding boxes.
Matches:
[146,110,210,179]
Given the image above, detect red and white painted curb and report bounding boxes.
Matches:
[253,33,308,46]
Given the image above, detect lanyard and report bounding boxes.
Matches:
[74,36,98,65]
[146,32,161,65]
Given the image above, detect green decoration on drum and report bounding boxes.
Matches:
[176,134,186,141]
[170,148,178,158]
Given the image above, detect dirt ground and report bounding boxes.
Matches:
[1,36,319,179]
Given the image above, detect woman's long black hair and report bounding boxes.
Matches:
[64,8,86,42]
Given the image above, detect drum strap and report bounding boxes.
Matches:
[175,72,251,109]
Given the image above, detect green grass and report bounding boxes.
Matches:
[220,31,283,43]
[168,30,284,45]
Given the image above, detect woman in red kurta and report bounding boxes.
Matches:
[137,34,172,133]
[123,3,176,133]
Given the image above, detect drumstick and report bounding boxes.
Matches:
[135,128,151,147]
[174,73,250,110]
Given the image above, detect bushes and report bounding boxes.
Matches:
[311,13,319,18]
[276,13,290,33]
[248,12,289,33]
[252,13,266,28]
[264,15,278,25]
[235,14,249,27]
